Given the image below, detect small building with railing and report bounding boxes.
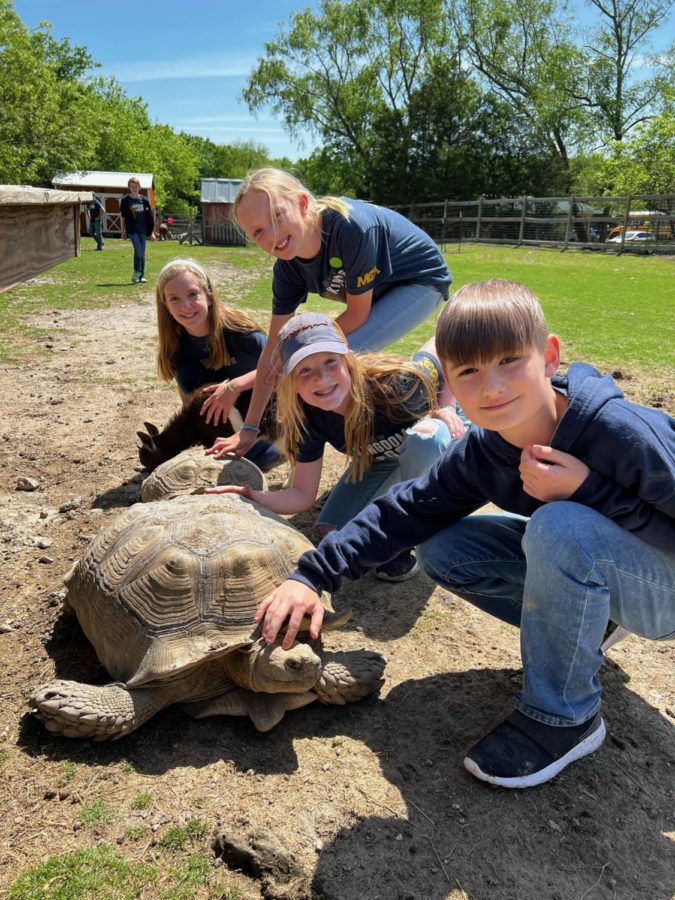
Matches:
[52,171,155,238]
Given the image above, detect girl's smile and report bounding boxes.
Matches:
[163,272,212,337]
[236,190,322,261]
[294,352,352,415]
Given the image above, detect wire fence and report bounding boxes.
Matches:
[390,194,675,254]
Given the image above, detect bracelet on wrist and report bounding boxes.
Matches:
[224,380,237,393]
[240,423,260,434]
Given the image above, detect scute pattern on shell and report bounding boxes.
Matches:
[66,494,329,688]
[140,447,266,502]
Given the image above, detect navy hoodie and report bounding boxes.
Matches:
[292,363,675,595]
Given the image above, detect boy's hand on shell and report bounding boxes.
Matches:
[519,444,591,501]
[255,581,325,650]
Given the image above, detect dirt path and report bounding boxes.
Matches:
[0,274,673,899]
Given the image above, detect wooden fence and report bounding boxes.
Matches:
[390,193,675,254]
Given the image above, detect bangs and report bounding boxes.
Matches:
[436,281,548,367]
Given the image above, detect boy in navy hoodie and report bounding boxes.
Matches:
[254,279,674,788]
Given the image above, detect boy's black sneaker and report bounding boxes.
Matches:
[464,710,606,788]
[374,550,419,582]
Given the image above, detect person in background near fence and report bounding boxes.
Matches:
[87,192,105,251]
[253,280,675,788]
[202,167,452,456]
[120,177,156,284]
[154,258,279,469]
[207,311,467,581]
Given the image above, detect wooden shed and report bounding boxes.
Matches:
[200,178,246,246]
[0,185,93,293]
[52,171,155,238]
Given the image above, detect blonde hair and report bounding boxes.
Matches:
[127,176,141,188]
[276,347,438,482]
[155,258,262,382]
[232,167,351,241]
[436,280,549,367]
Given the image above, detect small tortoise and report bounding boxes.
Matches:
[33,494,385,740]
[140,447,266,503]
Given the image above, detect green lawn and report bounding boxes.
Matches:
[2,237,673,378]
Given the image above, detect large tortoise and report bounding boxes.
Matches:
[33,494,386,740]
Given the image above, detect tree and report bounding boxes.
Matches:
[242,0,462,199]
[582,0,673,142]
[0,0,99,184]
[451,0,592,189]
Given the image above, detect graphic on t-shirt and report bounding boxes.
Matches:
[356,265,381,288]
[321,258,347,301]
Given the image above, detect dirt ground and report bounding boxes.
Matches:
[0,261,673,899]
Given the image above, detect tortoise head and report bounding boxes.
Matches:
[234,639,321,693]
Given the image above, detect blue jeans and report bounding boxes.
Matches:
[245,439,279,469]
[417,503,675,726]
[90,219,104,250]
[346,282,445,351]
[318,417,452,529]
[128,231,147,277]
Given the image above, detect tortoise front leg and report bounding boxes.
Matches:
[32,680,175,741]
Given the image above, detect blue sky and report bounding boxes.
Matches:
[13,0,322,161]
[13,1,673,163]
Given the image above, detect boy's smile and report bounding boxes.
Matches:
[445,336,562,447]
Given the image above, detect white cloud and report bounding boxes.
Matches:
[105,53,257,83]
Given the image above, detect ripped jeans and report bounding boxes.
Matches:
[317,416,454,530]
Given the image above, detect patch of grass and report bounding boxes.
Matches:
[57,761,77,786]
[413,604,452,634]
[125,825,148,842]
[438,243,674,372]
[8,844,157,899]
[80,799,116,828]
[158,853,218,900]
[130,792,153,810]
[118,759,135,774]
[185,818,208,839]
[159,827,189,851]
[159,819,208,851]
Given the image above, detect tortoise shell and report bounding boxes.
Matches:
[140,447,266,502]
[66,493,331,688]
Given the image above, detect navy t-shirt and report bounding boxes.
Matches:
[272,201,451,315]
[174,329,266,413]
[296,353,443,464]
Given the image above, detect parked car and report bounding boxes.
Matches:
[607,230,655,243]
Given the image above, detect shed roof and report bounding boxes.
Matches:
[53,171,154,189]
[0,185,93,205]
[200,178,243,204]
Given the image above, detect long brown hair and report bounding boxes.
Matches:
[276,350,438,481]
[155,258,262,382]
